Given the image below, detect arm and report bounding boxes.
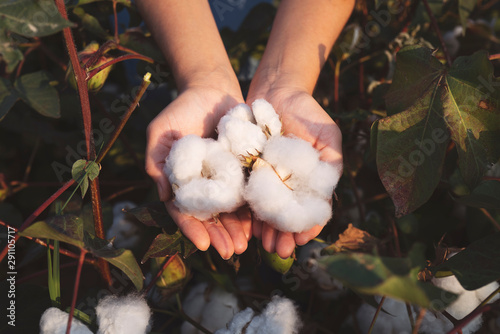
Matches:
[137,0,250,259]
[247,0,354,258]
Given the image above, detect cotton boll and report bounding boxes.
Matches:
[262,136,319,180]
[431,275,479,319]
[217,116,267,157]
[40,307,93,334]
[474,280,500,303]
[307,161,342,198]
[226,103,255,123]
[214,308,255,334]
[96,294,151,334]
[245,296,302,334]
[251,99,282,136]
[181,283,240,334]
[165,137,245,220]
[164,135,207,186]
[107,201,140,249]
[356,298,412,334]
[279,195,331,232]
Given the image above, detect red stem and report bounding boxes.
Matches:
[446,305,492,334]
[144,252,179,294]
[0,179,74,263]
[55,0,94,160]
[16,44,40,77]
[421,0,452,65]
[66,250,87,334]
[86,54,154,80]
[113,0,120,43]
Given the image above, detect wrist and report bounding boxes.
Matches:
[174,63,241,96]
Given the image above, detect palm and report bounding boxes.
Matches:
[249,90,343,258]
[146,87,251,259]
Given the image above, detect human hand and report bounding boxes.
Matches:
[247,87,343,259]
[146,83,252,259]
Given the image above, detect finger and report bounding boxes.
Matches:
[202,219,235,260]
[295,225,324,246]
[275,232,295,259]
[146,122,173,202]
[236,207,252,241]
[219,212,248,255]
[262,223,278,253]
[253,219,263,240]
[165,201,210,251]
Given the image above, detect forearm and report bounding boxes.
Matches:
[136,0,239,93]
[249,0,354,97]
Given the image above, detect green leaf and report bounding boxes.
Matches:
[125,202,173,229]
[14,70,60,118]
[432,233,500,290]
[444,51,500,186]
[0,0,73,37]
[105,250,143,290]
[141,231,197,264]
[454,180,500,209]
[72,159,100,198]
[0,78,18,121]
[319,252,457,310]
[72,7,109,39]
[19,219,143,290]
[0,31,23,73]
[459,0,476,30]
[19,221,85,249]
[377,46,500,216]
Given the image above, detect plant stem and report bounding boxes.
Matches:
[479,208,500,231]
[421,0,452,65]
[55,0,94,160]
[112,0,119,43]
[0,179,74,263]
[446,305,492,334]
[96,73,151,164]
[66,250,87,334]
[144,252,178,294]
[367,296,386,334]
[412,308,426,334]
[86,54,154,81]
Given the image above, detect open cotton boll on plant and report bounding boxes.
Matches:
[215,296,302,334]
[96,294,151,334]
[164,135,245,220]
[39,307,92,334]
[181,282,240,334]
[107,201,140,249]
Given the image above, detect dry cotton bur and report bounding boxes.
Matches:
[164,99,342,233]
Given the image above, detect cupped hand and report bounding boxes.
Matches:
[146,85,252,259]
[247,88,343,259]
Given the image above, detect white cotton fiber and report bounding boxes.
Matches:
[96,294,151,334]
[251,99,282,136]
[245,296,302,334]
[107,201,140,249]
[164,136,245,220]
[165,135,207,186]
[226,103,255,123]
[307,161,342,198]
[262,136,319,180]
[181,283,240,334]
[217,116,267,157]
[40,307,92,334]
[214,308,255,334]
[431,275,481,319]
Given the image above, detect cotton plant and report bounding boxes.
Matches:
[40,307,93,334]
[354,278,500,334]
[215,295,302,334]
[106,201,141,249]
[180,282,240,334]
[164,99,342,232]
[39,294,151,334]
